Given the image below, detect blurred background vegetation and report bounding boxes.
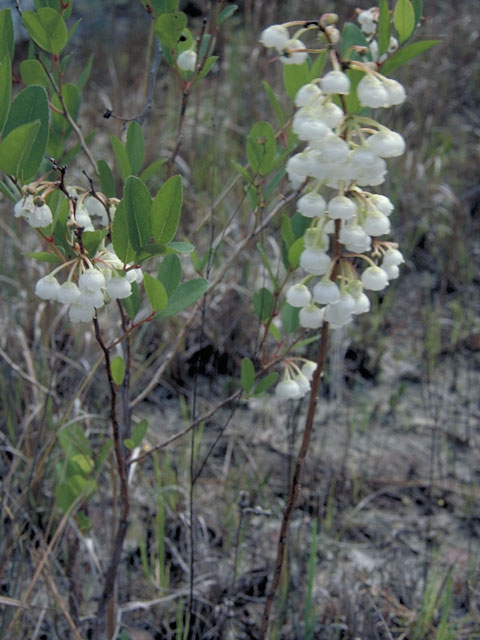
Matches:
[1,1,479,638]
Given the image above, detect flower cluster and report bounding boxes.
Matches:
[35,246,143,323]
[275,359,318,401]
[260,14,407,397]
[356,8,399,63]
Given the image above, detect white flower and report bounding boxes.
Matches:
[317,102,344,128]
[58,281,81,304]
[78,268,106,292]
[320,70,350,95]
[324,293,355,327]
[297,192,326,218]
[358,9,376,34]
[362,212,391,236]
[177,50,197,72]
[357,74,389,108]
[17,195,53,228]
[383,264,400,280]
[35,275,60,300]
[69,302,95,323]
[280,39,307,65]
[351,148,376,168]
[327,195,357,221]
[370,194,394,216]
[340,224,372,253]
[286,283,312,308]
[275,378,302,400]
[312,279,340,304]
[106,276,132,299]
[319,134,350,163]
[260,24,290,50]
[294,372,311,395]
[367,130,406,157]
[76,204,95,231]
[383,78,406,106]
[382,248,404,267]
[361,265,389,291]
[299,304,325,328]
[86,196,109,225]
[301,360,317,380]
[352,292,371,314]
[300,248,331,275]
[79,288,105,308]
[294,83,322,108]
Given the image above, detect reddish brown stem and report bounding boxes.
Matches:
[258,320,330,638]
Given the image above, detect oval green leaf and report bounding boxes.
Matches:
[151,174,183,243]
[143,273,168,312]
[241,357,255,393]
[156,277,208,318]
[111,356,125,385]
[246,121,276,176]
[22,8,68,54]
[393,0,415,43]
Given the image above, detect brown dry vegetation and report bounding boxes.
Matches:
[1,1,480,639]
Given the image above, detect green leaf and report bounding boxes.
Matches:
[154,12,187,49]
[146,0,179,13]
[158,253,181,296]
[308,51,328,80]
[282,303,299,334]
[33,0,73,20]
[126,121,145,175]
[193,55,218,85]
[253,371,279,396]
[380,39,440,75]
[22,8,68,54]
[393,0,415,43]
[246,121,276,176]
[82,229,107,257]
[122,280,141,319]
[287,236,304,269]
[111,356,125,385]
[343,68,364,114]
[241,357,255,393]
[0,9,14,60]
[218,4,238,25]
[25,251,62,263]
[341,22,372,60]
[166,241,193,253]
[112,199,135,264]
[98,160,115,198]
[3,85,49,181]
[151,174,183,243]
[140,158,167,183]
[122,176,152,251]
[280,214,295,249]
[69,453,94,475]
[378,0,392,57]
[19,58,49,88]
[0,120,40,178]
[257,242,279,291]
[0,55,11,134]
[231,160,252,184]
[78,54,93,90]
[135,243,167,261]
[156,277,208,318]
[110,135,131,181]
[124,419,149,451]
[144,273,168,312]
[262,81,285,125]
[252,287,274,322]
[283,61,309,100]
[412,0,423,25]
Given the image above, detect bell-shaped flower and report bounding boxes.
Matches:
[299,303,325,328]
[35,275,60,300]
[361,265,389,291]
[286,283,312,308]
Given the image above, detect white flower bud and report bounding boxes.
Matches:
[383,264,400,280]
[312,279,340,304]
[177,50,197,72]
[301,360,317,380]
[362,212,391,236]
[370,194,394,216]
[106,276,132,299]
[275,378,302,400]
[79,268,106,292]
[358,9,376,34]
[357,74,389,108]
[367,130,406,157]
[280,39,307,65]
[361,265,389,291]
[352,292,371,314]
[260,25,290,50]
[299,304,325,328]
[300,248,331,275]
[383,78,406,105]
[58,281,81,304]
[294,83,322,108]
[320,70,350,95]
[324,293,355,327]
[294,372,311,395]
[286,284,312,308]
[35,275,60,300]
[69,302,96,323]
[327,195,357,221]
[297,192,326,218]
[382,248,404,267]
